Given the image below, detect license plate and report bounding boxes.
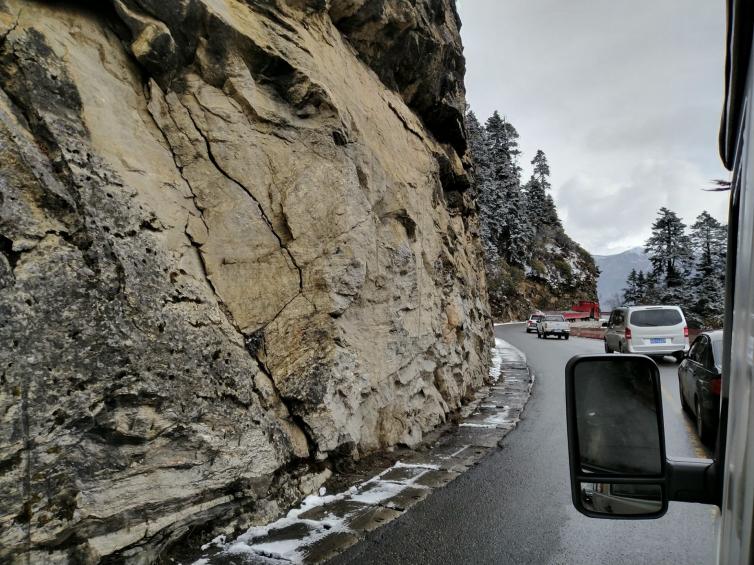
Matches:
[650,338,666,344]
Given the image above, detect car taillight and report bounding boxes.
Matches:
[683,326,689,338]
[625,327,632,340]
[711,377,721,396]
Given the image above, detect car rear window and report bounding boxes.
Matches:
[545,315,564,321]
[531,315,544,321]
[629,309,683,327]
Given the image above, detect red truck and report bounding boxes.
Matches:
[550,300,600,321]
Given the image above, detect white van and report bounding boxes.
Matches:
[603,305,689,361]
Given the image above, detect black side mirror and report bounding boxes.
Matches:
[565,355,718,519]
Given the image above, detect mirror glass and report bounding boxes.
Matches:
[579,482,662,516]
[574,358,662,475]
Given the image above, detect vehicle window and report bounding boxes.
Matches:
[545,315,564,321]
[710,338,723,371]
[688,338,705,363]
[531,315,544,321]
[614,311,624,326]
[629,309,683,327]
[610,483,661,500]
[701,345,714,371]
[698,338,712,367]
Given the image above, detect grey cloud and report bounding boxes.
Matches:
[458,0,730,253]
[557,158,729,254]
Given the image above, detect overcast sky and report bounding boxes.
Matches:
[457,0,731,255]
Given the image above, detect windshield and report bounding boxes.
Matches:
[545,315,565,322]
[629,309,683,327]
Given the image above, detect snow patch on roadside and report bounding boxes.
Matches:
[199,459,439,564]
[192,339,532,565]
[489,338,519,381]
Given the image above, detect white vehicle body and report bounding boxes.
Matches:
[604,305,689,358]
[525,313,545,333]
[536,315,570,339]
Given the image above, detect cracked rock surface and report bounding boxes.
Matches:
[0,1,491,562]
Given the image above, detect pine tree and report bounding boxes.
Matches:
[641,270,661,304]
[644,207,692,290]
[688,211,727,326]
[525,150,560,234]
[622,269,639,304]
[466,111,496,260]
[689,211,727,272]
[484,112,531,266]
[636,270,647,303]
[501,179,532,265]
[465,107,599,321]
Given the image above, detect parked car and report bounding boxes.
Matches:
[537,315,570,339]
[603,305,689,362]
[678,331,723,447]
[525,312,545,333]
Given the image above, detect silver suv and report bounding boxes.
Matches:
[603,305,689,362]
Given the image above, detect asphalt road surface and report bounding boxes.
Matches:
[330,324,717,565]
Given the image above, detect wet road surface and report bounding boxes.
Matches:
[329,324,717,565]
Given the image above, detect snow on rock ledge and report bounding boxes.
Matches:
[0,1,491,562]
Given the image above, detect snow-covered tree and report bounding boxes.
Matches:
[636,270,647,302]
[466,107,599,321]
[483,112,532,266]
[688,211,727,326]
[465,111,488,184]
[466,110,496,260]
[622,268,639,304]
[689,211,727,271]
[525,150,560,233]
[644,207,692,290]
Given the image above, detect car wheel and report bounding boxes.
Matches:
[557,335,562,340]
[526,329,531,333]
[565,335,569,341]
[604,340,612,353]
[695,397,715,447]
[537,331,541,339]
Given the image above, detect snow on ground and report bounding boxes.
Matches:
[494,338,527,366]
[193,461,438,564]
[489,339,504,382]
[459,409,515,429]
[226,513,350,564]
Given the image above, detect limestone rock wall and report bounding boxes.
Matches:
[0,0,491,562]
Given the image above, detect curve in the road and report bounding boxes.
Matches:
[329,324,717,565]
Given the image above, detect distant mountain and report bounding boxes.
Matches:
[593,247,653,310]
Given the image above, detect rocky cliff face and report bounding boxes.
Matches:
[0,0,491,562]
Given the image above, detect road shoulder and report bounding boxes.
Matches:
[191,338,535,564]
